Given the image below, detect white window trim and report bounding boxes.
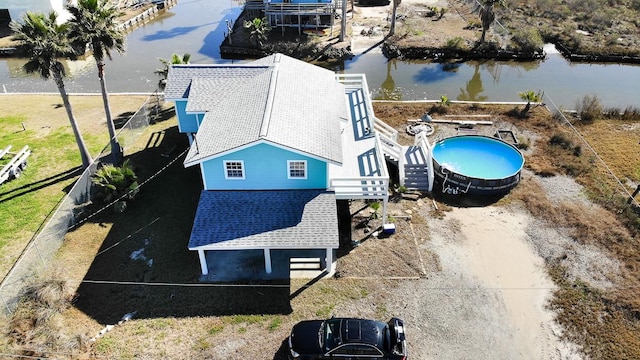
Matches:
[224,160,245,179]
[287,160,307,179]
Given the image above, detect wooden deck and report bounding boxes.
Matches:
[329,78,389,199]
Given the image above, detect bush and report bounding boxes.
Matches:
[465,19,482,29]
[445,37,465,50]
[603,106,640,120]
[8,273,75,356]
[510,28,544,53]
[576,94,603,124]
[92,160,139,203]
[550,133,572,149]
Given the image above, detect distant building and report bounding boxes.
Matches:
[1,0,78,25]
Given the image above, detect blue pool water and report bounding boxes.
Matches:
[432,136,524,180]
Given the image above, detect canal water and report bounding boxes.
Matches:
[0,0,638,108]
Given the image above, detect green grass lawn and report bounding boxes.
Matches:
[0,94,150,280]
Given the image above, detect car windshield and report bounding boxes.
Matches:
[321,319,341,351]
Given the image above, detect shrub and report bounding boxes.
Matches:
[576,94,602,124]
[438,7,447,19]
[516,136,530,150]
[429,95,451,115]
[518,90,544,115]
[92,160,139,204]
[603,106,640,120]
[243,17,271,48]
[510,28,544,53]
[465,19,482,29]
[550,133,572,149]
[445,37,465,50]
[8,273,75,356]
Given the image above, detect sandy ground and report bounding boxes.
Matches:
[359,191,585,359]
[423,204,580,359]
[350,0,470,54]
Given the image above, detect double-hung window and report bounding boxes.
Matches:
[288,160,307,179]
[224,160,245,179]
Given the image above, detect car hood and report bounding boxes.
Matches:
[290,320,324,354]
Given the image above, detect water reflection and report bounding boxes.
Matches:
[0,0,638,108]
[378,60,402,100]
[458,63,487,102]
[413,63,458,83]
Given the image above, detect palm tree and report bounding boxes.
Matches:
[67,0,126,164]
[518,90,543,115]
[243,17,271,48]
[155,53,191,90]
[11,12,93,170]
[478,0,505,43]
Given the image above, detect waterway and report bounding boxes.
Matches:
[1,0,639,109]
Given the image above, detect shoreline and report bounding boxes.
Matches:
[221,0,640,64]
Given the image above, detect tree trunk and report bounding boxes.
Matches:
[389,0,399,36]
[53,70,93,170]
[520,101,531,117]
[340,0,347,42]
[98,62,123,164]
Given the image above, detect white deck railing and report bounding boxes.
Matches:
[330,132,389,199]
[330,74,396,200]
[245,0,340,13]
[336,73,399,142]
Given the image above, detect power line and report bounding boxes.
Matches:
[95,217,161,257]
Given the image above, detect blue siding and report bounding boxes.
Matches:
[202,143,328,190]
[175,100,201,133]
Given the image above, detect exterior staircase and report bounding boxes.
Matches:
[374,119,434,192]
[402,146,430,191]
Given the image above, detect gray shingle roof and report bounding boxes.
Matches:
[188,190,339,250]
[164,65,268,100]
[165,54,345,166]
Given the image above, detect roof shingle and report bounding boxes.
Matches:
[165,54,345,166]
[188,190,339,250]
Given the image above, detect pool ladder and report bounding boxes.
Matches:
[441,167,471,195]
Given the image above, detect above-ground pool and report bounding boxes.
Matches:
[432,135,525,195]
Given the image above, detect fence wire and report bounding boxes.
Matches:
[543,93,640,209]
[0,92,163,315]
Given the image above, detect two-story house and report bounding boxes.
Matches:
[164,53,432,279]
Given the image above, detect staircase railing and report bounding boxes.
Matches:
[414,132,434,192]
[373,116,397,143]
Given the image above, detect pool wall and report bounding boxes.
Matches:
[432,135,524,196]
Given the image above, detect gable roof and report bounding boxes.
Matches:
[164,54,346,166]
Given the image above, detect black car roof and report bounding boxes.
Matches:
[331,318,387,347]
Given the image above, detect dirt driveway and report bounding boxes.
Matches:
[336,177,584,359]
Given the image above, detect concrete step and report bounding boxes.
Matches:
[290,257,322,270]
[405,181,430,186]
